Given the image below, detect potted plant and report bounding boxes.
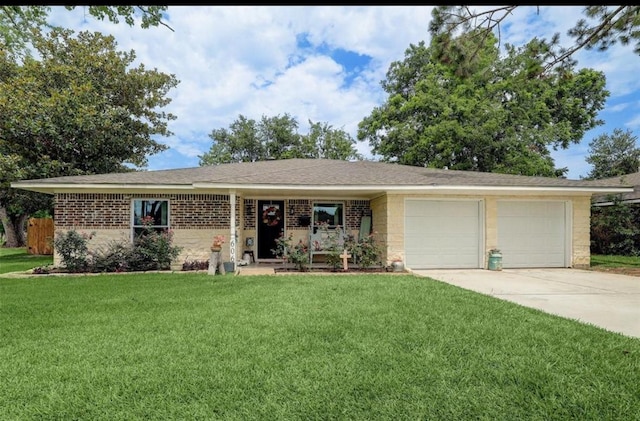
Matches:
[211,234,225,252]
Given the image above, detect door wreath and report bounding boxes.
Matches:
[262,206,282,226]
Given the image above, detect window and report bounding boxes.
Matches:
[132,199,169,237]
[313,202,344,231]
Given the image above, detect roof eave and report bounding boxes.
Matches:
[11,181,633,196]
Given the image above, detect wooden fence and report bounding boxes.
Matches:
[27,218,54,255]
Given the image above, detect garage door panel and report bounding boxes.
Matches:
[498,201,567,268]
[405,200,481,269]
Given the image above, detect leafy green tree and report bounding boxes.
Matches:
[0,29,179,247]
[0,5,172,58]
[591,198,640,256]
[301,121,362,160]
[199,114,361,165]
[429,6,640,73]
[357,31,608,176]
[584,129,640,180]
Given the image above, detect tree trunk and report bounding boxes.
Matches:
[0,206,27,247]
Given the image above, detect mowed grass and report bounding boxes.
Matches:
[0,247,52,274]
[1,273,638,420]
[591,254,640,269]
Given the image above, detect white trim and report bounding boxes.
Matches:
[230,190,236,266]
[130,198,171,242]
[593,198,640,206]
[311,200,346,229]
[11,181,633,196]
[192,183,632,194]
[565,200,573,268]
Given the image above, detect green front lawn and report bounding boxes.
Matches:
[0,247,52,274]
[1,273,638,420]
[591,254,640,269]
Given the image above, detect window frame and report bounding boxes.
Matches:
[131,198,170,240]
[312,201,345,232]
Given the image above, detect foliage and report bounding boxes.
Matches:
[53,230,94,273]
[53,226,182,273]
[90,240,134,273]
[199,114,362,165]
[429,6,640,73]
[0,5,172,58]
[312,224,348,271]
[591,199,640,256]
[211,234,225,250]
[350,232,383,269]
[0,28,179,247]
[357,30,608,177]
[129,227,182,271]
[31,264,52,274]
[584,128,640,180]
[273,233,309,271]
[182,260,210,271]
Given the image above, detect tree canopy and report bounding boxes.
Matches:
[357,30,609,176]
[0,28,179,246]
[429,6,640,73]
[199,114,362,165]
[584,128,640,180]
[0,6,172,58]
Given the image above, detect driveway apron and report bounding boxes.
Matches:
[412,268,640,339]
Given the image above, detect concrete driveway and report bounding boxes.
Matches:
[412,268,640,339]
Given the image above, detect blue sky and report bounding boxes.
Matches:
[48,6,640,180]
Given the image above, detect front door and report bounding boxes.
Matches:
[257,200,285,259]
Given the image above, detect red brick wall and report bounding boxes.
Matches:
[54,193,231,229]
[55,194,371,231]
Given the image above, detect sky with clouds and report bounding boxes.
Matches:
[47,6,640,180]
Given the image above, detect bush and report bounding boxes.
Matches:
[273,234,309,271]
[52,227,182,273]
[53,230,94,272]
[129,228,182,271]
[591,200,640,256]
[350,232,383,269]
[182,260,209,271]
[90,240,133,273]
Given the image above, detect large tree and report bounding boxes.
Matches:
[584,128,640,180]
[357,30,608,176]
[199,114,361,165]
[0,28,179,246]
[429,6,640,73]
[0,6,172,58]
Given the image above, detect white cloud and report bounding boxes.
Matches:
[42,5,640,179]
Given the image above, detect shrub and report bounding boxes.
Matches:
[323,228,347,271]
[32,265,52,274]
[53,230,94,272]
[90,239,133,273]
[182,260,209,271]
[129,227,182,271]
[351,232,383,269]
[273,234,309,271]
[591,199,640,256]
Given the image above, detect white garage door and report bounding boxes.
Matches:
[497,201,568,268]
[404,200,482,269]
